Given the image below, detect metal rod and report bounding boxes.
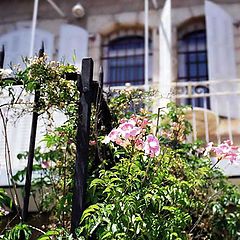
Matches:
[214,98,221,144]
[151,0,158,9]
[22,45,44,221]
[144,0,149,91]
[203,97,209,143]
[0,45,4,68]
[46,0,65,17]
[29,0,39,57]
[227,100,233,142]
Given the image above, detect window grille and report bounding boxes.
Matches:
[178,29,210,109]
[101,30,152,87]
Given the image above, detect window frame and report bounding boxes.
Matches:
[101,29,152,87]
[177,27,210,109]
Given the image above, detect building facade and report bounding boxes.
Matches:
[1,0,240,184]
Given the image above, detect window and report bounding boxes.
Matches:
[178,27,210,109]
[102,30,152,87]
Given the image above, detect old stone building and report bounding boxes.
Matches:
[1,0,240,185]
[0,0,239,81]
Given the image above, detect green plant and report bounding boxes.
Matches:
[0,189,11,218]
[37,228,75,240]
[1,57,240,240]
[75,96,240,240]
[0,223,32,240]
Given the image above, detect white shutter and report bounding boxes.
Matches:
[0,28,54,68]
[159,0,172,106]
[0,86,67,186]
[205,0,238,118]
[58,24,88,68]
[0,31,27,68]
[0,87,31,186]
[34,29,54,57]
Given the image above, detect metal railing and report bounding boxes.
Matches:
[171,79,240,144]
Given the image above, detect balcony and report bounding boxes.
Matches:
[171,79,240,179]
[171,79,240,143]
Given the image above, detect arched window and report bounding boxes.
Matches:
[102,30,152,87]
[178,22,210,108]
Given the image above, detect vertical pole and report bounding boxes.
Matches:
[29,0,39,57]
[0,45,4,68]
[22,45,44,221]
[144,0,149,90]
[71,58,93,235]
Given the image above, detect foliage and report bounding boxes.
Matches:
[37,228,75,240]
[75,99,240,240]
[0,223,31,240]
[0,189,11,218]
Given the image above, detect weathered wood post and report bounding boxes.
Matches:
[22,44,44,221]
[71,58,94,234]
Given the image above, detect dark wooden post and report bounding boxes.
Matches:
[71,58,94,234]
[22,45,44,221]
[0,45,4,68]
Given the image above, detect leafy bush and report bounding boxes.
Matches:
[76,99,240,240]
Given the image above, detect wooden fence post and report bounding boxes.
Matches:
[22,44,44,221]
[71,58,93,234]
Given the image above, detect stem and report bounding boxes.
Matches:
[210,158,221,170]
[190,187,223,233]
[62,145,68,227]
[0,108,21,214]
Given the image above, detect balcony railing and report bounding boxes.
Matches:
[171,79,240,145]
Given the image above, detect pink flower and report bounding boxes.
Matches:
[41,161,50,169]
[206,140,240,164]
[103,115,157,154]
[89,140,96,146]
[144,134,160,157]
[119,119,127,124]
[141,118,150,128]
[225,152,238,163]
[102,129,121,144]
[122,127,141,140]
[135,139,144,150]
[108,129,121,142]
[119,122,135,131]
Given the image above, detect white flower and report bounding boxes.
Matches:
[0,68,13,78]
[102,136,111,144]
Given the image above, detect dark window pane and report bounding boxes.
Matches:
[188,53,196,63]
[198,53,206,62]
[189,64,197,77]
[103,35,151,86]
[177,29,210,109]
[199,63,207,77]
